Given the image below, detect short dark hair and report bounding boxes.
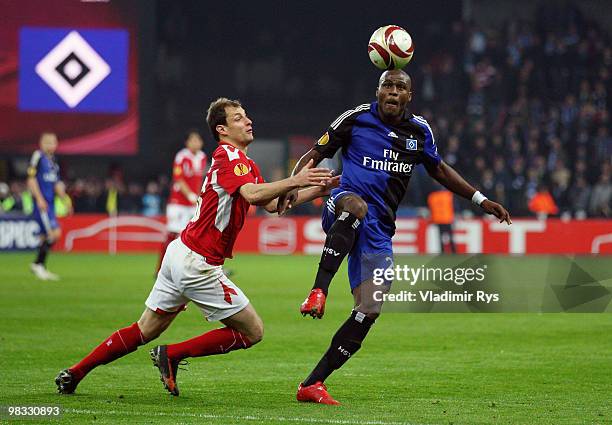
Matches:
[184,128,201,141]
[206,97,242,141]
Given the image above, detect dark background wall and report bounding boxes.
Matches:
[146,0,460,165]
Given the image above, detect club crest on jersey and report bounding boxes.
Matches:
[317,132,330,146]
[406,138,418,151]
[234,163,249,176]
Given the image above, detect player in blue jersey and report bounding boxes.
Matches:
[27,133,68,281]
[286,69,511,404]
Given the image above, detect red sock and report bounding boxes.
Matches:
[166,327,252,361]
[156,232,178,274]
[70,322,145,381]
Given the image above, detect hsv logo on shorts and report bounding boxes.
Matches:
[19,27,128,113]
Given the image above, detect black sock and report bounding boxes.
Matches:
[313,212,361,295]
[35,240,52,265]
[303,310,375,386]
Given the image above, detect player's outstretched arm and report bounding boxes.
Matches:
[260,175,341,213]
[278,149,325,214]
[425,160,512,225]
[240,159,331,207]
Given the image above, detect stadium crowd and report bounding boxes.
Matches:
[0,176,168,218]
[410,4,611,218]
[1,3,610,219]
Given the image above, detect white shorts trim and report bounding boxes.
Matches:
[145,239,249,321]
[166,203,196,233]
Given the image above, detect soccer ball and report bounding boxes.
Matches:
[368,25,414,70]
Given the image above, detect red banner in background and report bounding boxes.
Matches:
[51,215,612,255]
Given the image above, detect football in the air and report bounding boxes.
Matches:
[368,25,414,70]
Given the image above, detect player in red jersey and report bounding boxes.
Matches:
[55,98,338,396]
[156,130,207,273]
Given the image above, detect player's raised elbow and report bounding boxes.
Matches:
[425,160,446,180]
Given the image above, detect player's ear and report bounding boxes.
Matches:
[216,124,227,137]
[407,91,413,102]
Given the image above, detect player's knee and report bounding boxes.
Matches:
[365,312,380,321]
[354,306,381,321]
[138,311,174,342]
[337,196,368,220]
[244,318,264,345]
[137,319,161,342]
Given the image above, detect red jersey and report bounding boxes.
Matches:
[181,142,264,265]
[168,148,208,206]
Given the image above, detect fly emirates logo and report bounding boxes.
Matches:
[363,149,413,174]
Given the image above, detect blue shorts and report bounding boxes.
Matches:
[32,205,59,236]
[322,189,394,291]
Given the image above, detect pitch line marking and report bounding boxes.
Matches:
[65,408,432,425]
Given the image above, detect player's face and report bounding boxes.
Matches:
[40,133,58,155]
[376,71,412,122]
[186,133,203,153]
[218,107,254,146]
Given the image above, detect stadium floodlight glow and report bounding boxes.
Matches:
[35,30,111,108]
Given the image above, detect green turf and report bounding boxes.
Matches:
[0,253,610,425]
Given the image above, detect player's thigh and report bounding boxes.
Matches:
[221,303,264,344]
[145,239,190,314]
[137,307,179,342]
[181,255,251,324]
[349,220,393,317]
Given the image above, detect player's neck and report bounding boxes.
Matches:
[377,106,404,127]
[220,139,248,154]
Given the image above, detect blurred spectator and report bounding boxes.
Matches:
[53,181,73,217]
[568,175,591,219]
[427,189,456,253]
[142,181,162,216]
[528,184,559,218]
[0,182,15,214]
[120,182,143,214]
[589,171,611,217]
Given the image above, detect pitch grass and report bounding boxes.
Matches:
[0,253,610,425]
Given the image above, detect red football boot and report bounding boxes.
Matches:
[300,289,327,318]
[296,381,340,405]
